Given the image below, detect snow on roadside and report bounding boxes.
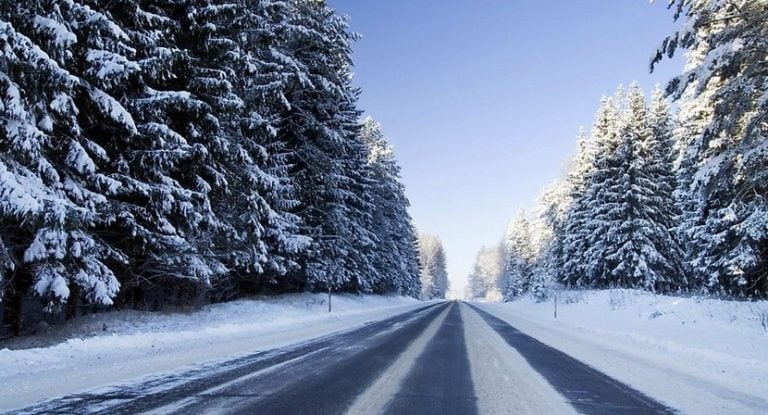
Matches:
[474,289,768,415]
[0,293,427,412]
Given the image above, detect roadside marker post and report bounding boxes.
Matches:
[554,290,558,319]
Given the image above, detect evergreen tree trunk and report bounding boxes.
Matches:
[65,285,80,321]
[1,271,25,337]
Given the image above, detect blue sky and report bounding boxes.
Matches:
[328,0,685,295]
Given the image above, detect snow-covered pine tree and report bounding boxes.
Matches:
[559,128,595,287]
[572,85,684,291]
[528,180,570,300]
[670,76,715,294]
[503,211,533,300]
[72,0,228,306]
[1,11,79,331]
[334,97,380,294]
[583,88,629,288]
[170,0,246,297]
[604,84,682,290]
[1,1,123,333]
[403,230,423,298]
[418,233,449,299]
[260,0,379,293]
[653,0,768,297]
[563,99,618,287]
[360,117,421,297]
[644,86,686,291]
[158,0,313,299]
[467,243,505,301]
[609,85,652,288]
[232,1,313,291]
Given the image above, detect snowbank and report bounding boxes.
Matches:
[475,289,768,414]
[0,293,427,412]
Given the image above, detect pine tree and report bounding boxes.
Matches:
[161,0,313,299]
[571,85,685,291]
[529,180,570,300]
[559,127,595,287]
[244,0,373,293]
[602,85,671,290]
[586,90,630,287]
[563,98,620,287]
[233,1,312,290]
[81,0,228,305]
[468,243,505,301]
[1,1,125,333]
[418,233,449,299]
[653,0,768,297]
[644,86,686,290]
[671,79,715,294]
[360,117,421,297]
[503,211,533,300]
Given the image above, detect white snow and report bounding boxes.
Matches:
[88,87,137,134]
[85,49,140,83]
[32,16,77,48]
[0,163,44,216]
[23,228,68,262]
[0,293,426,412]
[474,289,768,414]
[65,140,97,174]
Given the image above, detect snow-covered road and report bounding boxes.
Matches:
[7,302,678,414]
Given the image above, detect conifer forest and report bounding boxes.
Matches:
[1,0,423,335]
[2,0,767,333]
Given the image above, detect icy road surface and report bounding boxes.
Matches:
[8,302,677,414]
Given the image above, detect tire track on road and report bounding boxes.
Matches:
[383,302,477,415]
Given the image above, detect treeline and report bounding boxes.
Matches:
[470,0,768,301]
[0,0,421,335]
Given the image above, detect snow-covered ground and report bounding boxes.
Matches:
[475,289,768,415]
[0,293,428,412]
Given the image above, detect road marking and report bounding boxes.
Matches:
[344,304,452,415]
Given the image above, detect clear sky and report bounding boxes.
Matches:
[328,0,685,296]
